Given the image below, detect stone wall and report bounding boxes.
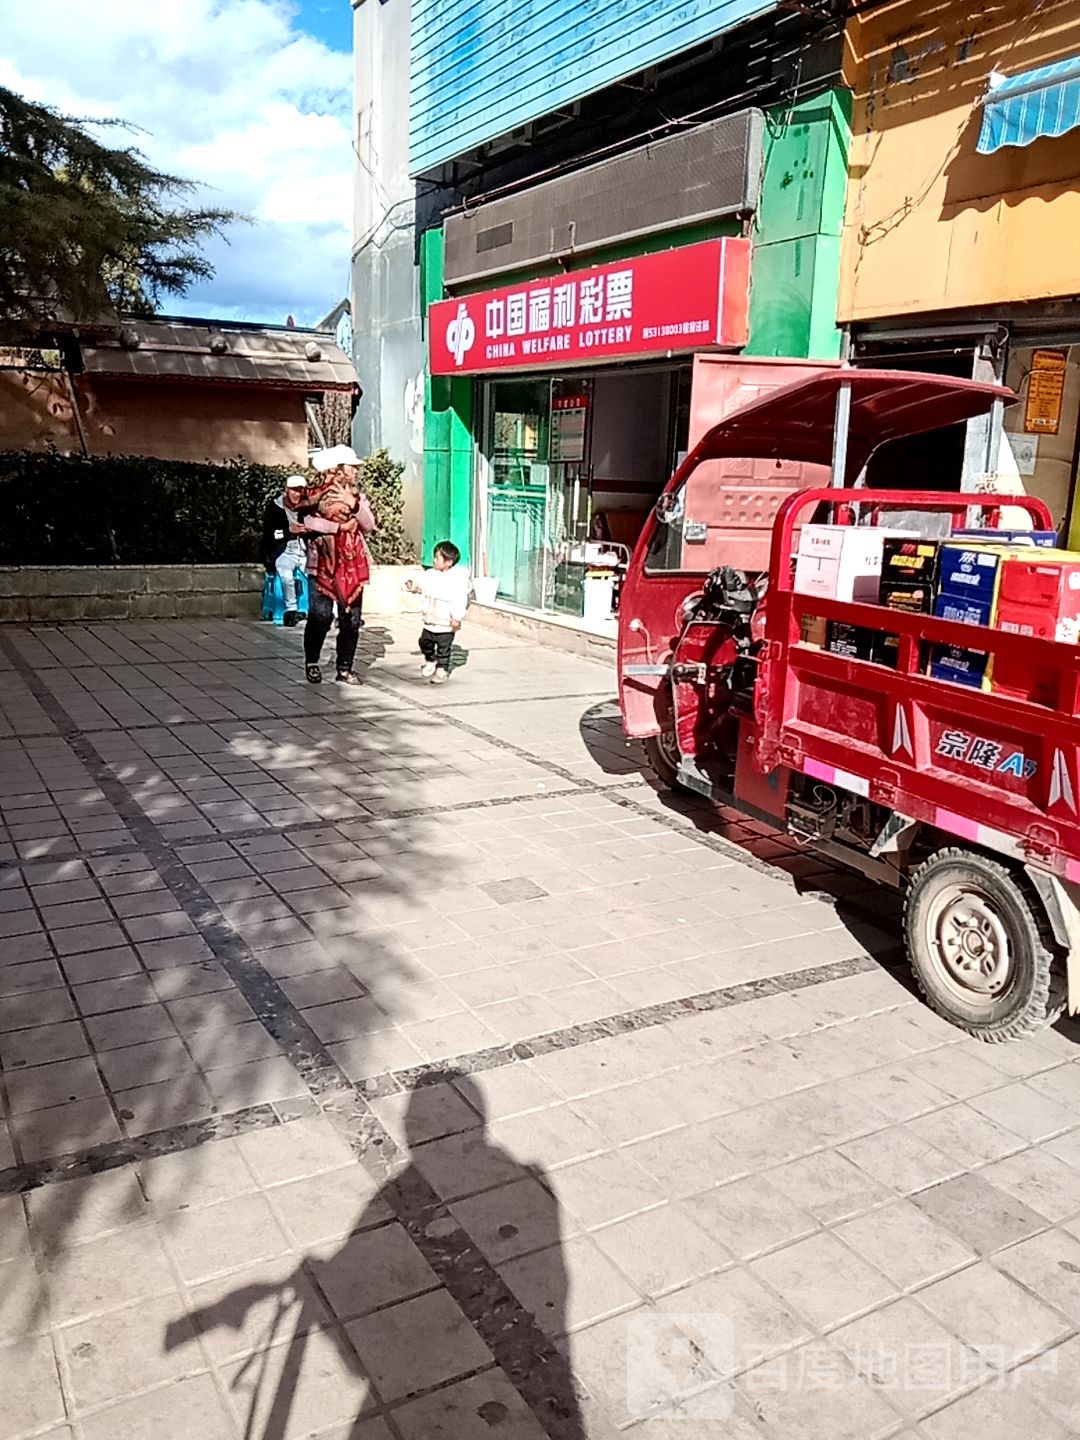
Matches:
[0,564,425,623]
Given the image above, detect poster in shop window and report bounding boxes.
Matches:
[550,394,588,463]
[1024,349,1068,435]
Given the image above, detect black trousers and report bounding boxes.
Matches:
[305,591,364,672]
[419,627,454,668]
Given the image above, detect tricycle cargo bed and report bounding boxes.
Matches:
[760,490,1080,878]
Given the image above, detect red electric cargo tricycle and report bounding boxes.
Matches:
[617,367,1080,1042]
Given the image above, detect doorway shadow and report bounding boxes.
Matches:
[167,1069,587,1439]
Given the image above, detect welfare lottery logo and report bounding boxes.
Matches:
[446,303,475,367]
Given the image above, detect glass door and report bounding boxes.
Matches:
[481,379,551,609]
[546,380,593,617]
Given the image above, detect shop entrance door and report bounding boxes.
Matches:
[546,385,593,617]
[480,379,550,609]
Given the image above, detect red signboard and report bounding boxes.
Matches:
[428,238,750,376]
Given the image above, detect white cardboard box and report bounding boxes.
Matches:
[793,526,909,604]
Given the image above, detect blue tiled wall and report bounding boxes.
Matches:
[410,0,777,173]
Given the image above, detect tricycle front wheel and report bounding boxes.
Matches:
[904,847,1066,1043]
[643,730,683,791]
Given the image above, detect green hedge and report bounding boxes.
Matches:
[0,449,414,566]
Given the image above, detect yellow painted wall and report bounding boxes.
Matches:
[840,0,1080,322]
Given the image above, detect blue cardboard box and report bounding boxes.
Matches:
[937,544,1005,604]
[933,592,994,628]
[930,644,990,688]
[952,529,1057,549]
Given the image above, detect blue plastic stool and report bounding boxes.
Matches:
[261,568,309,625]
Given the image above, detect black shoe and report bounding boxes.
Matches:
[335,670,362,686]
[283,610,299,628]
[306,664,322,684]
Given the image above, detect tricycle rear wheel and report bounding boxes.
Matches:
[904,847,1066,1043]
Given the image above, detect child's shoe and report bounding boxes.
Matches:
[432,667,449,685]
[421,661,437,678]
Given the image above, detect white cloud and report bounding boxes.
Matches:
[0,0,353,325]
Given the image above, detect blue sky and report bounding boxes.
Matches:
[0,0,355,328]
[297,0,353,54]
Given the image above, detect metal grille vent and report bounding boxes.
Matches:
[444,108,763,288]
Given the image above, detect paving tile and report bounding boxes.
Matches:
[0,1334,66,1440]
[266,1164,391,1246]
[160,1190,291,1284]
[0,958,64,996]
[346,1287,494,1401]
[905,1104,1028,1168]
[0,987,75,1031]
[656,1266,812,1376]
[83,1002,177,1051]
[499,1235,640,1335]
[136,935,215,969]
[1010,1332,1080,1430]
[53,920,128,955]
[831,1295,990,1418]
[591,1204,731,1296]
[770,1150,891,1224]
[494,1104,607,1169]
[26,1167,149,1253]
[96,1036,195,1090]
[921,1383,1075,1440]
[980,1148,1080,1223]
[750,1232,896,1332]
[919,1261,1070,1360]
[80,1372,236,1440]
[369,1081,482,1147]
[0,1253,45,1342]
[735,1344,906,1440]
[236,1116,355,1186]
[114,1071,218,1135]
[621,1125,746,1198]
[410,1128,529,1201]
[73,972,158,1015]
[43,1225,177,1323]
[141,1136,257,1212]
[10,1094,122,1162]
[60,1291,198,1408]
[968,1080,1080,1141]
[184,1251,330,1362]
[203,1056,306,1107]
[912,1172,1048,1255]
[390,1367,550,1440]
[5,1055,105,1114]
[994,1228,1080,1322]
[839,1125,962,1194]
[0,1018,89,1068]
[548,1150,667,1229]
[450,1174,573,1264]
[683,1175,817,1260]
[0,1195,30,1262]
[59,944,142,982]
[305,996,393,1045]
[166,988,255,1033]
[310,1222,439,1321]
[834,1197,978,1291]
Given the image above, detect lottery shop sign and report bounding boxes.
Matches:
[429,238,750,376]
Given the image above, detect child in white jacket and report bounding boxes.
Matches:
[405,541,470,683]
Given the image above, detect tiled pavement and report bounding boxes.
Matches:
[0,615,1079,1439]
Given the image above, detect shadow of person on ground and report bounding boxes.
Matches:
[355,623,393,674]
[168,1069,587,1440]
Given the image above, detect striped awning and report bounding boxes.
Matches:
[978,56,1080,153]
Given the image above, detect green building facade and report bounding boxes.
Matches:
[419,88,852,576]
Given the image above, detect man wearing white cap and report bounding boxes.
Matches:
[261,475,308,626]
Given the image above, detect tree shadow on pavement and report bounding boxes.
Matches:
[167,1069,587,1440]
